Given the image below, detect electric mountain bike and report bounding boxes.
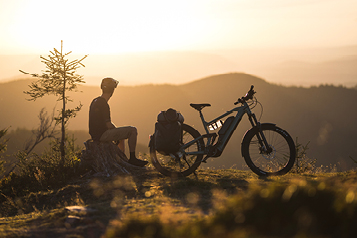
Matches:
[149,85,296,177]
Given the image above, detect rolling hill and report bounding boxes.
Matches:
[266,55,357,87]
[0,52,238,85]
[1,73,357,170]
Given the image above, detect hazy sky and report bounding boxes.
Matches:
[1,0,356,55]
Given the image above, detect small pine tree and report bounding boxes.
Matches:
[20,41,87,166]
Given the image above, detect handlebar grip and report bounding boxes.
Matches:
[234,85,255,105]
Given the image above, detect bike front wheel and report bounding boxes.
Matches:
[150,124,205,178]
[241,124,296,176]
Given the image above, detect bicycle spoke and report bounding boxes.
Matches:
[246,127,294,174]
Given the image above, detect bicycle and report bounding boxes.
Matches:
[149,85,296,177]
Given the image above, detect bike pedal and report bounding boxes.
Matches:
[201,156,210,163]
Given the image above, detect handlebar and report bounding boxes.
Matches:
[234,85,256,105]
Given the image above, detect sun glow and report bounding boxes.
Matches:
[7,0,207,54]
[2,0,357,55]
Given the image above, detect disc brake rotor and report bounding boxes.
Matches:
[261,145,276,160]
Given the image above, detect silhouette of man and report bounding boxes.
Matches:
[89,77,148,167]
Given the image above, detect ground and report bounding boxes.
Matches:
[1,169,357,237]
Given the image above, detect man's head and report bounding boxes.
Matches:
[101,77,119,95]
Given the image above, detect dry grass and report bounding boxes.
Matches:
[1,167,357,237]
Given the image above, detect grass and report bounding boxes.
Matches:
[1,168,357,237]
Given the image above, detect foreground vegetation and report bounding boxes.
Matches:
[0,126,357,238]
[1,128,356,237]
[1,164,357,237]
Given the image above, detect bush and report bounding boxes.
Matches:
[209,181,357,237]
[105,178,357,238]
[0,135,83,201]
[292,138,316,173]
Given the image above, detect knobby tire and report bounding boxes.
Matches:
[242,124,296,176]
[150,124,204,177]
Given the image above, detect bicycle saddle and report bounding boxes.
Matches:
[190,103,211,111]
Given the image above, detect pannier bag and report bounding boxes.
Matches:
[154,108,184,155]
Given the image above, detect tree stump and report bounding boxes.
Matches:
[81,140,148,177]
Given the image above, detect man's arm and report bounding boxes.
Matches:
[106,121,116,130]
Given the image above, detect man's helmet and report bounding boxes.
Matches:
[101,77,119,90]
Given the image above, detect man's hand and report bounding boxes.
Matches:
[106,121,116,130]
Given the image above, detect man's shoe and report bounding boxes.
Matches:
[128,158,148,167]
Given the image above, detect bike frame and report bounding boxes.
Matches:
[181,100,270,159]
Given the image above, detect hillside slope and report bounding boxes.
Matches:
[1,73,357,170]
[1,170,357,237]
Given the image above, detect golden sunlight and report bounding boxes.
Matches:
[10,0,206,54]
[3,0,356,55]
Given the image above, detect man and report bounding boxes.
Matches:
[89,77,148,167]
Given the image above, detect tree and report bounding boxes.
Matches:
[20,41,87,166]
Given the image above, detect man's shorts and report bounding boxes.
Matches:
[100,126,136,142]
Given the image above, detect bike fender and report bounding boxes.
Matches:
[148,134,153,148]
[241,123,276,157]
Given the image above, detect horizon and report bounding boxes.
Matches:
[2,71,357,90]
[1,45,357,87]
[1,0,357,87]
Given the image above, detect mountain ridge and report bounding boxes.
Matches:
[1,73,356,170]
[2,46,357,87]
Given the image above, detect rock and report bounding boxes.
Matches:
[65,205,97,215]
[65,215,81,227]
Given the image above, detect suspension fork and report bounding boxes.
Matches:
[248,113,272,153]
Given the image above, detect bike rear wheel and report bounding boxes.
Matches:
[242,124,296,176]
[150,124,204,177]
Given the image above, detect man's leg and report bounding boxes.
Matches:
[118,140,125,153]
[127,126,137,153]
[126,127,148,167]
[100,126,147,167]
